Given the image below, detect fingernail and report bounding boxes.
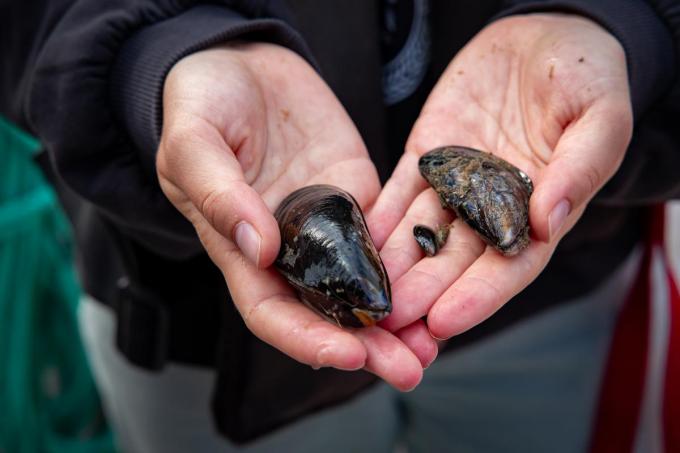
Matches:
[548,199,571,241]
[402,375,423,392]
[429,328,450,341]
[234,221,261,266]
[336,363,365,371]
[423,350,438,369]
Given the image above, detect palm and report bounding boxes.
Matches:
[370,14,632,339]
[412,54,546,185]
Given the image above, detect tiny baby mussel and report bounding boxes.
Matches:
[417,146,533,256]
[413,224,450,257]
[274,185,391,328]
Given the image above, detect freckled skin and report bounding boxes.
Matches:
[418,146,532,256]
[274,185,392,327]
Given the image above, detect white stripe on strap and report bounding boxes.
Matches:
[634,246,671,453]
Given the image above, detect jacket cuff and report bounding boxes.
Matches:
[495,0,675,118]
[110,4,314,157]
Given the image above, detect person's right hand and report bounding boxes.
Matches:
[368,14,632,340]
[157,42,436,390]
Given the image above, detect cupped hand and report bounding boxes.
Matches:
[157,42,435,390]
[369,14,633,339]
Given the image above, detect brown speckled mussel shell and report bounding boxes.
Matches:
[274,185,391,328]
[418,146,533,256]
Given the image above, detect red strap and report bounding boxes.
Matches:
[590,238,651,453]
[590,204,680,452]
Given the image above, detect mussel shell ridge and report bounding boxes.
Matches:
[274,185,391,327]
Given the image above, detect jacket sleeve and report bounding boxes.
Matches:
[495,0,680,203]
[0,1,313,258]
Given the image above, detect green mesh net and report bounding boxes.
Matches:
[0,117,116,453]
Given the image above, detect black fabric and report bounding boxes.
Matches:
[380,0,418,63]
[285,1,391,179]
[3,0,680,445]
[115,277,171,371]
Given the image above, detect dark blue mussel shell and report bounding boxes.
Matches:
[274,185,391,328]
[418,146,533,256]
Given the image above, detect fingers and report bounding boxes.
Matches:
[195,213,427,387]
[355,327,424,391]
[213,225,367,369]
[427,240,553,340]
[245,293,368,371]
[157,119,280,268]
[529,102,632,242]
[381,218,485,332]
[394,320,439,369]
[366,152,428,249]
[376,186,486,333]
[229,262,424,388]
[232,267,426,389]
[379,189,454,281]
[228,258,425,387]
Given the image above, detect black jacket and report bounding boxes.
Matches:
[2,0,680,443]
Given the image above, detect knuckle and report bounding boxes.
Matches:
[583,162,603,195]
[158,125,202,177]
[411,268,444,288]
[464,274,502,306]
[383,244,420,272]
[242,297,268,330]
[222,248,246,267]
[163,124,196,154]
[200,189,234,232]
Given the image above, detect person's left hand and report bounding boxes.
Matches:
[367,13,633,339]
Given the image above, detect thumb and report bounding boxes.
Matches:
[530,102,632,243]
[157,123,280,268]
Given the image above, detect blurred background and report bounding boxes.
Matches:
[0,117,116,453]
[670,205,680,283]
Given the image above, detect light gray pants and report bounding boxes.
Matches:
[78,250,639,453]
